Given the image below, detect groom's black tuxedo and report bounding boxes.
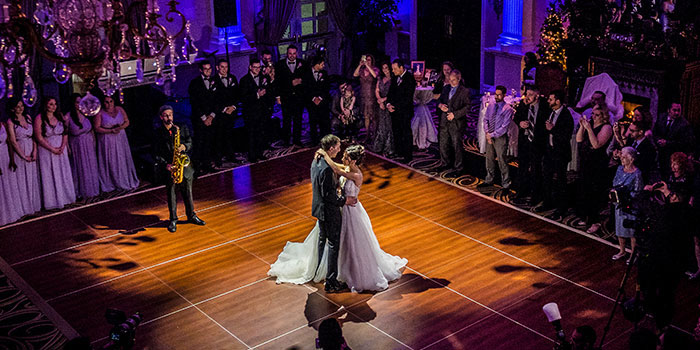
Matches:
[311,157,346,289]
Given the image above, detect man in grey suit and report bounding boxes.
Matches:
[311,134,357,292]
[437,70,471,176]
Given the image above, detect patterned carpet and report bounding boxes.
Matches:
[0,274,67,349]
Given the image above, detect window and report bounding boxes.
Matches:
[278,0,331,59]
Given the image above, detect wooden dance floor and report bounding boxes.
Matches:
[0,149,697,349]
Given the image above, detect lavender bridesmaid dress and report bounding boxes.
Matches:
[0,124,25,225]
[12,120,41,215]
[37,121,76,210]
[96,110,139,192]
[66,114,100,198]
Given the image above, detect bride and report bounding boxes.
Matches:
[268,145,407,292]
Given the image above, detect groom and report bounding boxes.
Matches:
[312,134,357,293]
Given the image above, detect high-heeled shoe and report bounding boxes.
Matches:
[586,223,601,234]
[612,252,627,261]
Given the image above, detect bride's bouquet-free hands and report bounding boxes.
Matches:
[341,110,355,125]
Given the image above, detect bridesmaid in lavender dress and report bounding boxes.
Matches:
[5,98,41,216]
[94,95,139,192]
[65,94,100,198]
[34,97,76,210]
[0,120,24,226]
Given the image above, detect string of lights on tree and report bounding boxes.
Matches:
[537,3,567,71]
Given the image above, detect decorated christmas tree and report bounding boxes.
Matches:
[537,3,567,71]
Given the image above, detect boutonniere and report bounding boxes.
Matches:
[261,78,268,86]
[297,62,302,69]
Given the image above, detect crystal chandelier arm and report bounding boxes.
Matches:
[163,1,186,38]
[122,0,185,60]
[0,17,67,67]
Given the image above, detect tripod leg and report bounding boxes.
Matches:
[598,248,639,349]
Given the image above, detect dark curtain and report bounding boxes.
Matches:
[259,0,299,55]
[326,0,353,76]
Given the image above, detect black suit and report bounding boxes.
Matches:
[543,106,574,213]
[275,59,306,145]
[153,124,196,221]
[625,137,659,184]
[513,98,550,200]
[303,68,331,145]
[387,71,417,161]
[240,73,272,162]
[652,115,695,176]
[212,73,239,161]
[188,75,217,170]
[311,157,346,287]
[437,84,471,171]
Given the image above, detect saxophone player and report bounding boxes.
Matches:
[154,105,206,232]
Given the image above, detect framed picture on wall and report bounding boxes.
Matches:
[411,61,425,76]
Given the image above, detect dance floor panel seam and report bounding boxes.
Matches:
[362,191,618,303]
[43,218,307,303]
[3,150,695,350]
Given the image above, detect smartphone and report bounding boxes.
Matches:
[361,55,366,62]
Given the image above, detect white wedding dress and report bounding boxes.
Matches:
[268,176,407,292]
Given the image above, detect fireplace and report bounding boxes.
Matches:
[588,57,666,121]
[621,93,651,120]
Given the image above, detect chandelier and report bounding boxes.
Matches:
[0,0,199,115]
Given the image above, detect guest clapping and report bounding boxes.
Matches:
[575,104,613,233]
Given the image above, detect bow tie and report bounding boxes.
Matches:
[288,61,295,66]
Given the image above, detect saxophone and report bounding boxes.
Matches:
[171,126,190,184]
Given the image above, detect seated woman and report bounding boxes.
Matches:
[337,85,361,142]
[645,152,694,199]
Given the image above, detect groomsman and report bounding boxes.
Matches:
[436,69,470,176]
[213,58,239,163]
[303,56,331,145]
[188,60,217,173]
[275,45,305,146]
[153,105,205,233]
[541,90,574,220]
[386,59,416,162]
[512,85,550,205]
[240,58,272,162]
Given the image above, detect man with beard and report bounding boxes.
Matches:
[153,105,205,233]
